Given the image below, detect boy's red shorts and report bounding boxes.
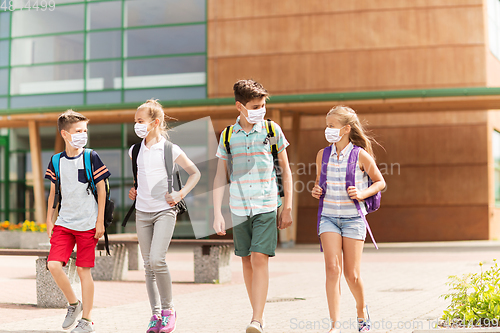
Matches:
[48,225,98,267]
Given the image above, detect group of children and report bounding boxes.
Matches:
[44,79,385,333]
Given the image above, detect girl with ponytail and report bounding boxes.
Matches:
[311,106,385,333]
[128,99,201,333]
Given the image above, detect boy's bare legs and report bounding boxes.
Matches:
[47,261,78,304]
[342,237,367,319]
[251,252,269,323]
[242,256,254,309]
[241,252,269,324]
[77,267,94,320]
[321,232,343,332]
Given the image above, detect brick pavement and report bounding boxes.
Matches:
[0,242,499,333]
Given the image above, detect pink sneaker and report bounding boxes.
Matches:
[147,315,161,333]
[159,309,176,333]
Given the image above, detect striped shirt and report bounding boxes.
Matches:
[322,142,369,217]
[216,117,289,217]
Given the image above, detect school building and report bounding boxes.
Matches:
[0,0,500,243]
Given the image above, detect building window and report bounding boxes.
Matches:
[489,0,500,59]
[0,0,207,110]
[494,130,500,206]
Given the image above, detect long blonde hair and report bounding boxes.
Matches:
[137,99,175,138]
[327,105,378,159]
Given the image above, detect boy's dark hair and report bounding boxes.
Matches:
[233,79,269,106]
[57,110,88,134]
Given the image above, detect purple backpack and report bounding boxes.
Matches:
[317,144,380,250]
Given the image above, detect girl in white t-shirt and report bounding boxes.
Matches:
[128,99,201,333]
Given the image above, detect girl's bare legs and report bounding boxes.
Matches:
[321,232,343,332]
[342,237,367,319]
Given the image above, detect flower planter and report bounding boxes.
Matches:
[0,231,21,248]
[0,231,48,249]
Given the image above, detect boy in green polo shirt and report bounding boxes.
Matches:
[213,79,293,333]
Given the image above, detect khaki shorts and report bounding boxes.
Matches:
[232,210,278,257]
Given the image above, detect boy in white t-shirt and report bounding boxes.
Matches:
[45,110,111,333]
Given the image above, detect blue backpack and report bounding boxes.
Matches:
[317,144,380,250]
[51,149,114,255]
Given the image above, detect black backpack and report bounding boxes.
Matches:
[122,140,187,227]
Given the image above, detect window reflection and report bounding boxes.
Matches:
[125,0,205,27]
[11,34,83,66]
[11,64,83,95]
[11,5,84,37]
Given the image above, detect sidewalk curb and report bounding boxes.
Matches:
[413,327,500,333]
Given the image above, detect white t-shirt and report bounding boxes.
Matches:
[45,150,111,231]
[129,137,183,212]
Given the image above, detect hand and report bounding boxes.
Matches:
[311,185,323,199]
[165,191,182,207]
[128,187,137,200]
[278,208,292,230]
[213,213,226,236]
[46,223,53,239]
[347,186,365,201]
[94,220,105,239]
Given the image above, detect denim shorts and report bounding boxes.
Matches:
[318,215,366,240]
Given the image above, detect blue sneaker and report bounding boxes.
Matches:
[357,305,371,332]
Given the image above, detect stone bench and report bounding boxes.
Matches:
[0,249,77,308]
[100,234,234,284]
[0,246,128,308]
[93,244,128,281]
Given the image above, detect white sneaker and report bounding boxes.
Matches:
[62,300,83,329]
[246,320,263,333]
[71,319,95,333]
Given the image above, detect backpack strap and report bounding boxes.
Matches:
[223,125,233,155]
[82,149,97,197]
[222,125,234,178]
[122,143,141,227]
[316,145,332,252]
[265,119,285,197]
[164,139,184,194]
[131,143,140,190]
[164,140,174,193]
[51,153,62,209]
[82,148,114,255]
[346,145,378,249]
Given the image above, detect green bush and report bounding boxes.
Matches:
[441,260,500,327]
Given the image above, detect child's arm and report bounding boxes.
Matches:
[164,152,201,206]
[347,150,386,201]
[94,180,106,239]
[213,158,227,235]
[311,149,324,199]
[46,182,56,238]
[277,149,293,230]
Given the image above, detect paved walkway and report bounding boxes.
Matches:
[0,241,499,333]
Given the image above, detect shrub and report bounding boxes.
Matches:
[441,260,500,327]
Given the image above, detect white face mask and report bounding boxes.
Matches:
[68,132,87,149]
[134,122,153,139]
[325,127,345,143]
[242,105,266,124]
